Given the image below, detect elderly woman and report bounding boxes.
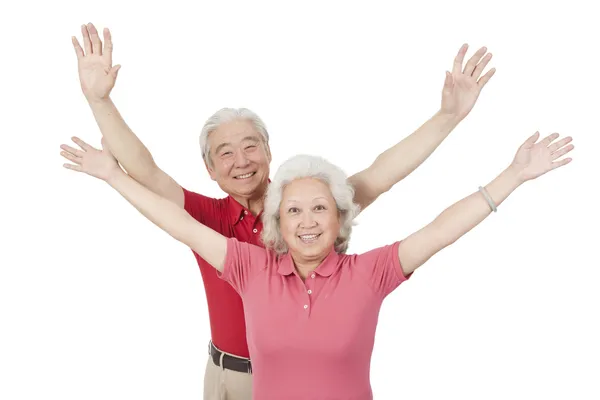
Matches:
[61,130,573,399]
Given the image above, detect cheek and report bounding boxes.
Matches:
[278,216,294,237]
[250,148,270,165]
[324,214,341,234]
[215,160,234,176]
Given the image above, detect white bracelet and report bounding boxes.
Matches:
[478,186,497,212]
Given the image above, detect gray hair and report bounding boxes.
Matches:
[261,155,360,255]
[199,108,270,167]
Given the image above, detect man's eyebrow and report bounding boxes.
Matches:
[214,136,260,154]
[214,142,231,154]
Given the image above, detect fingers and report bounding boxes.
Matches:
[71,136,94,152]
[551,143,575,161]
[472,52,493,79]
[463,46,487,76]
[477,67,496,88]
[541,132,561,147]
[61,150,82,165]
[81,24,92,55]
[87,23,102,55]
[548,136,573,153]
[72,36,84,59]
[60,144,85,158]
[551,157,573,169]
[103,27,113,65]
[63,163,83,173]
[452,44,468,75]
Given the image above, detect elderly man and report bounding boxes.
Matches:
[68,22,495,400]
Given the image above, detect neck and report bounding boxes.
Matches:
[233,195,264,216]
[292,254,327,280]
[231,180,268,216]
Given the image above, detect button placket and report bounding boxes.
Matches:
[303,274,315,312]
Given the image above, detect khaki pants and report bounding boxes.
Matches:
[203,348,253,400]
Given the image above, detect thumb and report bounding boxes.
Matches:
[110,64,121,80]
[523,131,540,147]
[443,71,453,92]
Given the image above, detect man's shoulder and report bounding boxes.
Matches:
[181,187,232,224]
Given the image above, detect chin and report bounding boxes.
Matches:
[234,182,263,196]
[297,245,330,260]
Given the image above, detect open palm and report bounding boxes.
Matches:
[60,137,122,182]
[72,23,121,101]
[441,44,496,120]
[511,132,574,182]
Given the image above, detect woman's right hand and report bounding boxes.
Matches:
[60,137,123,182]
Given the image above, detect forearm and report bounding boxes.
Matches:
[105,170,226,269]
[350,110,460,209]
[433,165,523,247]
[369,110,460,190]
[88,98,157,180]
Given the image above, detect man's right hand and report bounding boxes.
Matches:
[72,23,121,102]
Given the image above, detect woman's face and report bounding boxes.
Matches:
[279,178,341,263]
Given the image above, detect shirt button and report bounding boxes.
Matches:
[252,228,258,233]
[240,216,244,220]
[244,211,248,215]
[307,289,312,294]
[303,305,308,309]
[311,273,315,279]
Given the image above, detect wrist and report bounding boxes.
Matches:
[434,109,462,132]
[502,164,526,189]
[85,94,112,107]
[105,167,125,186]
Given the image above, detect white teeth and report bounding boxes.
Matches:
[235,172,255,179]
[299,234,319,240]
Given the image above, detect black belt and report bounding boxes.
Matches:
[209,341,252,374]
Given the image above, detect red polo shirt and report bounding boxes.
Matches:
[220,237,409,399]
[182,187,263,358]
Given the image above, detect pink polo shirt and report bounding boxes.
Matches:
[220,237,410,400]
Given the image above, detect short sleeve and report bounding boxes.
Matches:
[355,241,409,297]
[182,187,220,225]
[219,237,270,295]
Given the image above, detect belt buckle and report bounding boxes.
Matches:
[247,360,252,374]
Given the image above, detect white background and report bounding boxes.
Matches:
[1,1,599,399]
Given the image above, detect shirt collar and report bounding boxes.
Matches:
[226,196,248,225]
[225,178,270,225]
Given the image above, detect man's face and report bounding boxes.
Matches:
[205,119,271,202]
